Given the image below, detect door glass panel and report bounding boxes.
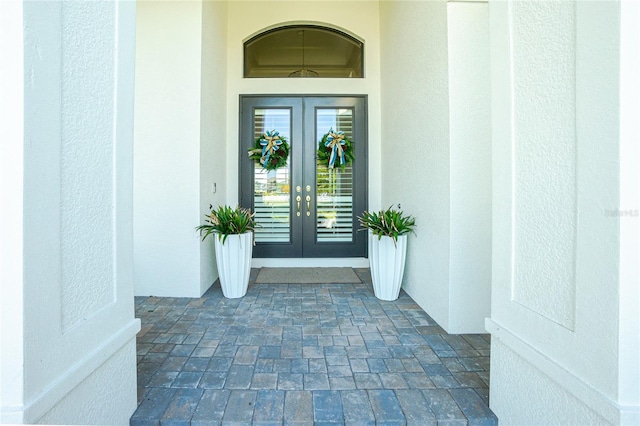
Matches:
[316,109,354,243]
[253,109,291,243]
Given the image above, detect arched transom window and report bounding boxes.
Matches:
[244,25,364,78]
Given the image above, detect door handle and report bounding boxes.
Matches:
[296,195,301,217]
[306,195,311,217]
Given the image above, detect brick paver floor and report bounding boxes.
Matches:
[131,268,497,425]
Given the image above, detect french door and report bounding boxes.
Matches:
[239,96,367,258]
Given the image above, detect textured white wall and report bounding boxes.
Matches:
[447,1,492,333]
[35,343,137,425]
[15,1,139,423]
[380,0,491,333]
[618,0,640,415]
[0,0,25,422]
[225,1,381,215]
[490,339,609,425]
[511,1,579,329]
[488,0,638,423]
[380,0,452,329]
[134,0,213,297]
[199,0,228,294]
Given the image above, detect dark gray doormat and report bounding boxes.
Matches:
[255,267,362,284]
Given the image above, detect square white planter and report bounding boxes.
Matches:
[369,231,408,301]
[213,232,253,298]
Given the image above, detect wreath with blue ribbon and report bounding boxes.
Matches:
[247,130,290,171]
[317,128,354,170]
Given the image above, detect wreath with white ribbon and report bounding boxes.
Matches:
[247,130,290,171]
[317,128,354,170]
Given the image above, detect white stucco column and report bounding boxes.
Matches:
[380,0,492,334]
[487,0,639,423]
[0,0,25,422]
[134,0,228,297]
[1,1,140,423]
[617,0,640,419]
[446,0,492,334]
[380,0,452,329]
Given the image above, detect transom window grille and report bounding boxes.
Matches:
[244,25,364,78]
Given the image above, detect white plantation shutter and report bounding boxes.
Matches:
[315,109,354,243]
[253,109,292,243]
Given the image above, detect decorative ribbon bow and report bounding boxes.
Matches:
[259,130,282,166]
[325,129,346,169]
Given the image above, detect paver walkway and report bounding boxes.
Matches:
[131,269,497,425]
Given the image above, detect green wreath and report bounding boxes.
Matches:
[317,128,354,170]
[247,130,290,171]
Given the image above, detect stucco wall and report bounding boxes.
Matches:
[488,0,638,423]
[200,0,228,294]
[618,0,640,415]
[447,1,492,334]
[380,0,452,329]
[11,1,139,423]
[490,339,609,425]
[0,0,25,422]
[380,0,491,333]
[35,343,137,425]
[135,0,225,297]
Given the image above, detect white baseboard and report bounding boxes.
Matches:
[0,405,24,424]
[23,319,141,423]
[486,318,639,425]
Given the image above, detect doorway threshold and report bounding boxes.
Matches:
[255,267,362,284]
[252,257,369,268]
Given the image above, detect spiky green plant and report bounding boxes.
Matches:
[358,204,416,245]
[196,205,256,243]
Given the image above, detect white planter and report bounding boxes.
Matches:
[213,232,253,298]
[369,231,408,301]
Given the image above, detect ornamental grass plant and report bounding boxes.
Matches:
[196,205,256,243]
[358,204,416,245]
